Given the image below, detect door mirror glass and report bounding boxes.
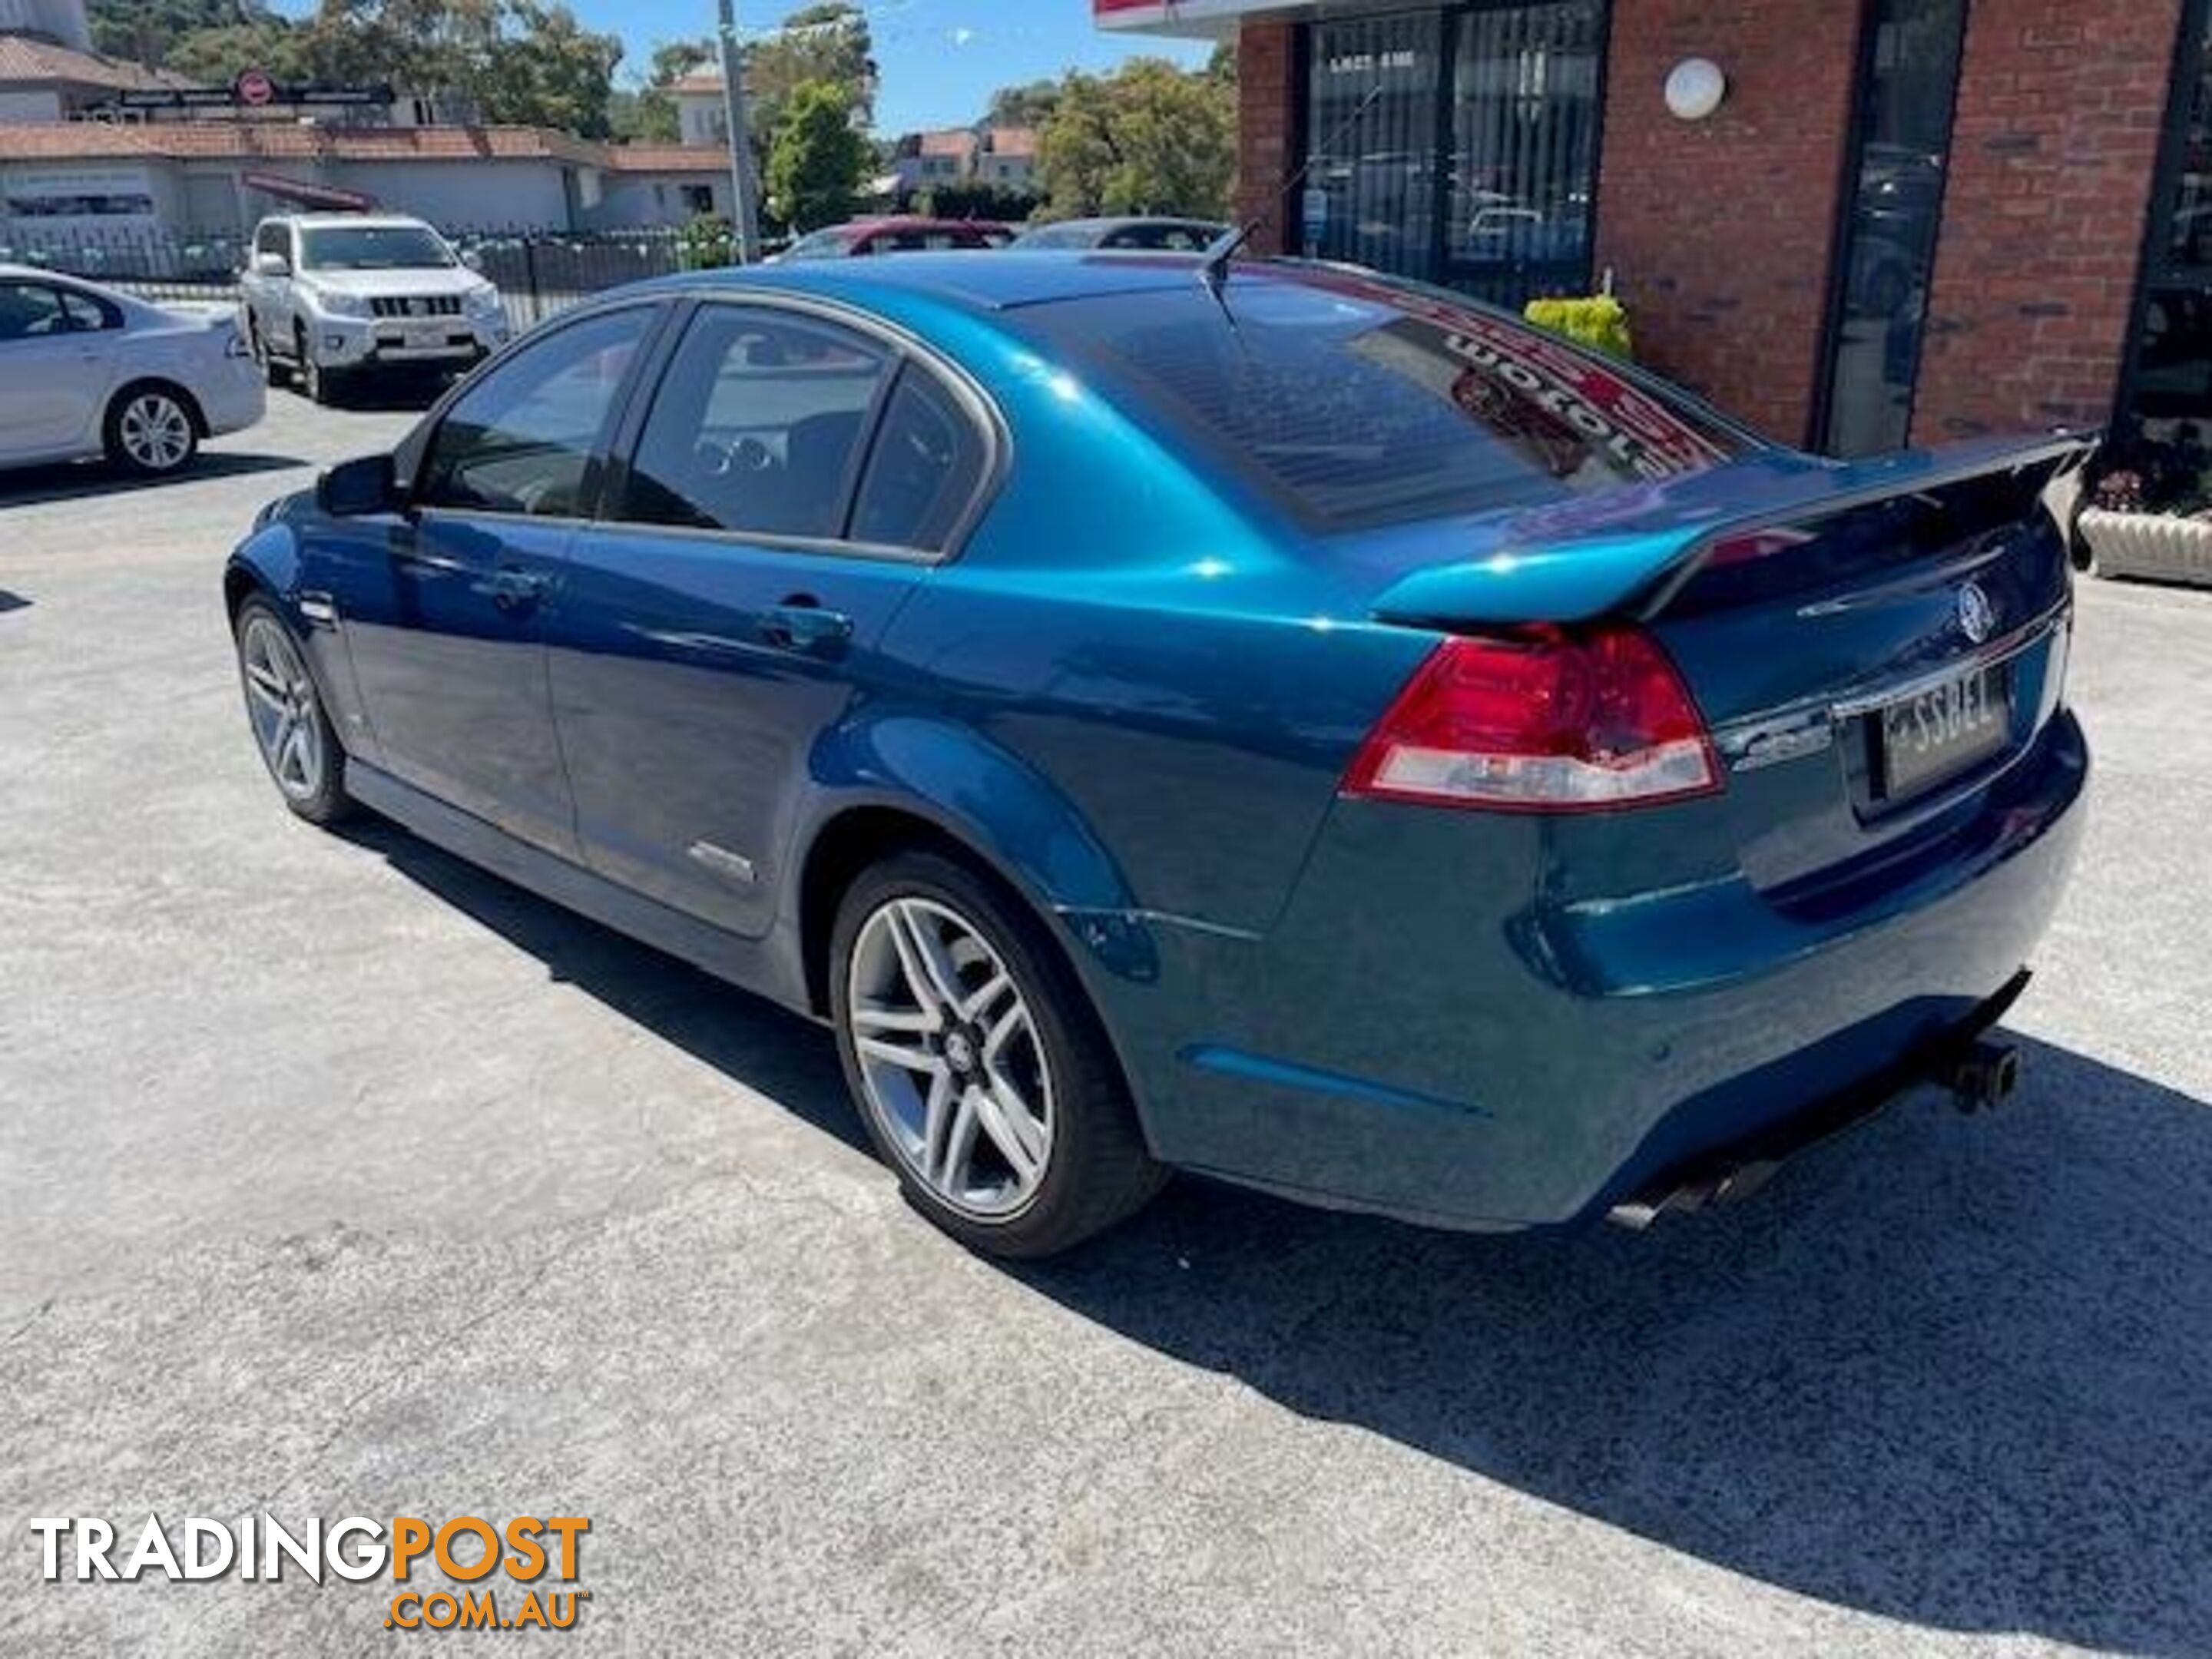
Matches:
[319,453,402,517]
[252,252,291,278]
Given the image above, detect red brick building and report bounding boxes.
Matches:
[1098,0,2211,474]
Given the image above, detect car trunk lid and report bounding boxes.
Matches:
[1353,433,2094,899]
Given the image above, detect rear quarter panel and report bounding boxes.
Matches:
[855,292,1435,939]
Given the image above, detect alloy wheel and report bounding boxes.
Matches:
[846,896,1055,1219]
[118,392,193,472]
[239,614,328,803]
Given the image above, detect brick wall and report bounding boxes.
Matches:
[1592,2,1862,443]
[1235,20,1300,253]
[1912,0,2185,442]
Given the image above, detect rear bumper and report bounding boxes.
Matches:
[1089,708,2088,1230]
[198,359,266,437]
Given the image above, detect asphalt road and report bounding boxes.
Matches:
[2,392,2209,1657]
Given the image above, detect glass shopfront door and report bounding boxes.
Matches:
[1302,2,1608,310]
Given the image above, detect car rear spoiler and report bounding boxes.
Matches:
[1367,432,2098,629]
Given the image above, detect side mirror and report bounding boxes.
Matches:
[318,454,402,518]
[459,248,483,271]
[251,251,291,278]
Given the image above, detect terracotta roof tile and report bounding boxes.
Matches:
[0,121,647,167]
[0,35,194,91]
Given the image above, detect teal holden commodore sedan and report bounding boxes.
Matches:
[224,251,2091,1257]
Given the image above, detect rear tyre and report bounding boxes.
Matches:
[830,851,1166,1259]
[103,384,198,476]
[233,598,353,826]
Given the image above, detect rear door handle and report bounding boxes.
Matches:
[758,600,854,654]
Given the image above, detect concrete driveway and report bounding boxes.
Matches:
[2,392,2209,1655]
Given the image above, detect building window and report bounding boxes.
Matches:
[1816,0,1971,457]
[2111,1,2212,514]
[1302,3,1607,309]
[681,184,714,216]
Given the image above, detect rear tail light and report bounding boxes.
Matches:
[1343,625,1722,813]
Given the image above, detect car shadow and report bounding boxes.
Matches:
[0,590,28,615]
[319,377,456,415]
[335,816,863,1152]
[0,451,303,508]
[338,813,2210,1652]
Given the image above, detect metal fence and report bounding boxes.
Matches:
[0,225,738,329]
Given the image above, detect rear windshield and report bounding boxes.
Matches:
[300,224,455,272]
[1019,270,1753,528]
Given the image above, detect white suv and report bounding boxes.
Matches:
[240,214,510,402]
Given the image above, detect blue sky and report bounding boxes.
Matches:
[644,1,1211,134]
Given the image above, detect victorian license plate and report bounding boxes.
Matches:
[1876,663,2012,797]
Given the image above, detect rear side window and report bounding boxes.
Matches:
[1024,275,1752,528]
[621,306,890,541]
[851,367,987,551]
[59,290,118,331]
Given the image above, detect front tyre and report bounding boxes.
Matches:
[233,598,353,825]
[831,851,1165,1259]
[104,384,198,476]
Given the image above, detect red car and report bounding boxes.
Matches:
[775,218,1000,261]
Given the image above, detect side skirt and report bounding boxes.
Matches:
[346,761,816,1018]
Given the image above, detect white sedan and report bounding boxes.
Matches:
[0,265,267,478]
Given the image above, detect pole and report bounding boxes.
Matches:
[716,0,761,263]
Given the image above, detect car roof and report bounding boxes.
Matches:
[652,250,1216,312]
[263,213,431,228]
[1044,217,1225,233]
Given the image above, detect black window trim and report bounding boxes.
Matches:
[594,286,1008,565]
[399,297,676,526]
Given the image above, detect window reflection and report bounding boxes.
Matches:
[1820,0,1969,458]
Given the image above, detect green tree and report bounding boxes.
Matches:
[1037,59,1236,221]
[476,0,622,137]
[767,77,869,231]
[748,2,873,144]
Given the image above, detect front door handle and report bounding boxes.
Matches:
[479,567,549,611]
[758,599,854,654]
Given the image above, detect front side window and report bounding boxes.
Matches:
[418,307,653,516]
[621,306,891,541]
[0,282,69,343]
[300,224,456,272]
